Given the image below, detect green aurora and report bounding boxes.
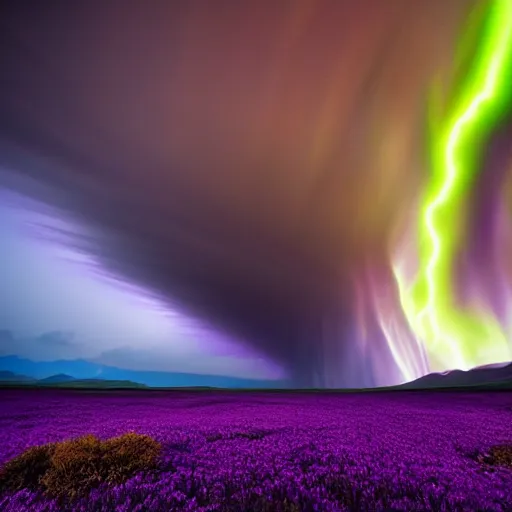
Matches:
[396,0,512,370]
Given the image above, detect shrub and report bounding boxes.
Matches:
[486,444,512,468]
[0,433,161,501]
[0,443,55,492]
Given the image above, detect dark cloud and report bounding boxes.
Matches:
[36,331,75,347]
[0,1,472,386]
[0,330,78,359]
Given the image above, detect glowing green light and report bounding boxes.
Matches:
[398,0,512,369]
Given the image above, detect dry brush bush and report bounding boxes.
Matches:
[0,432,161,501]
[0,443,56,492]
[485,444,512,468]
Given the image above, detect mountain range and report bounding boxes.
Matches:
[0,355,289,389]
[0,370,148,388]
[0,356,511,390]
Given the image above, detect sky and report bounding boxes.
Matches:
[0,0,511,388]
[0,191,284,380]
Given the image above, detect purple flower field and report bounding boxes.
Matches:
[0,389,511,511]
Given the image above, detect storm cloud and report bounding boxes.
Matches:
[0,0,474,386]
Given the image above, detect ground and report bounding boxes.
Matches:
[0,389,511,511]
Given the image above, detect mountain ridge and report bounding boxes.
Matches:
[38,373,76,383]
[0,355,289,389]
[1,356,510,390]
[393,361,512,390]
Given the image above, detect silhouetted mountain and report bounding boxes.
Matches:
[38,373,76,383]
[0,355,289,388]
[0,370,36,382]
[396,362,512,389]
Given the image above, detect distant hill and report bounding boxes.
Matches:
[0,373,148,389]
[42,379,148,389]
[393,361,512,390]
[38,373,76,383]
[0,355,289,389]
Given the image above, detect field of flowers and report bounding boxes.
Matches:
[0,388,511,511]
